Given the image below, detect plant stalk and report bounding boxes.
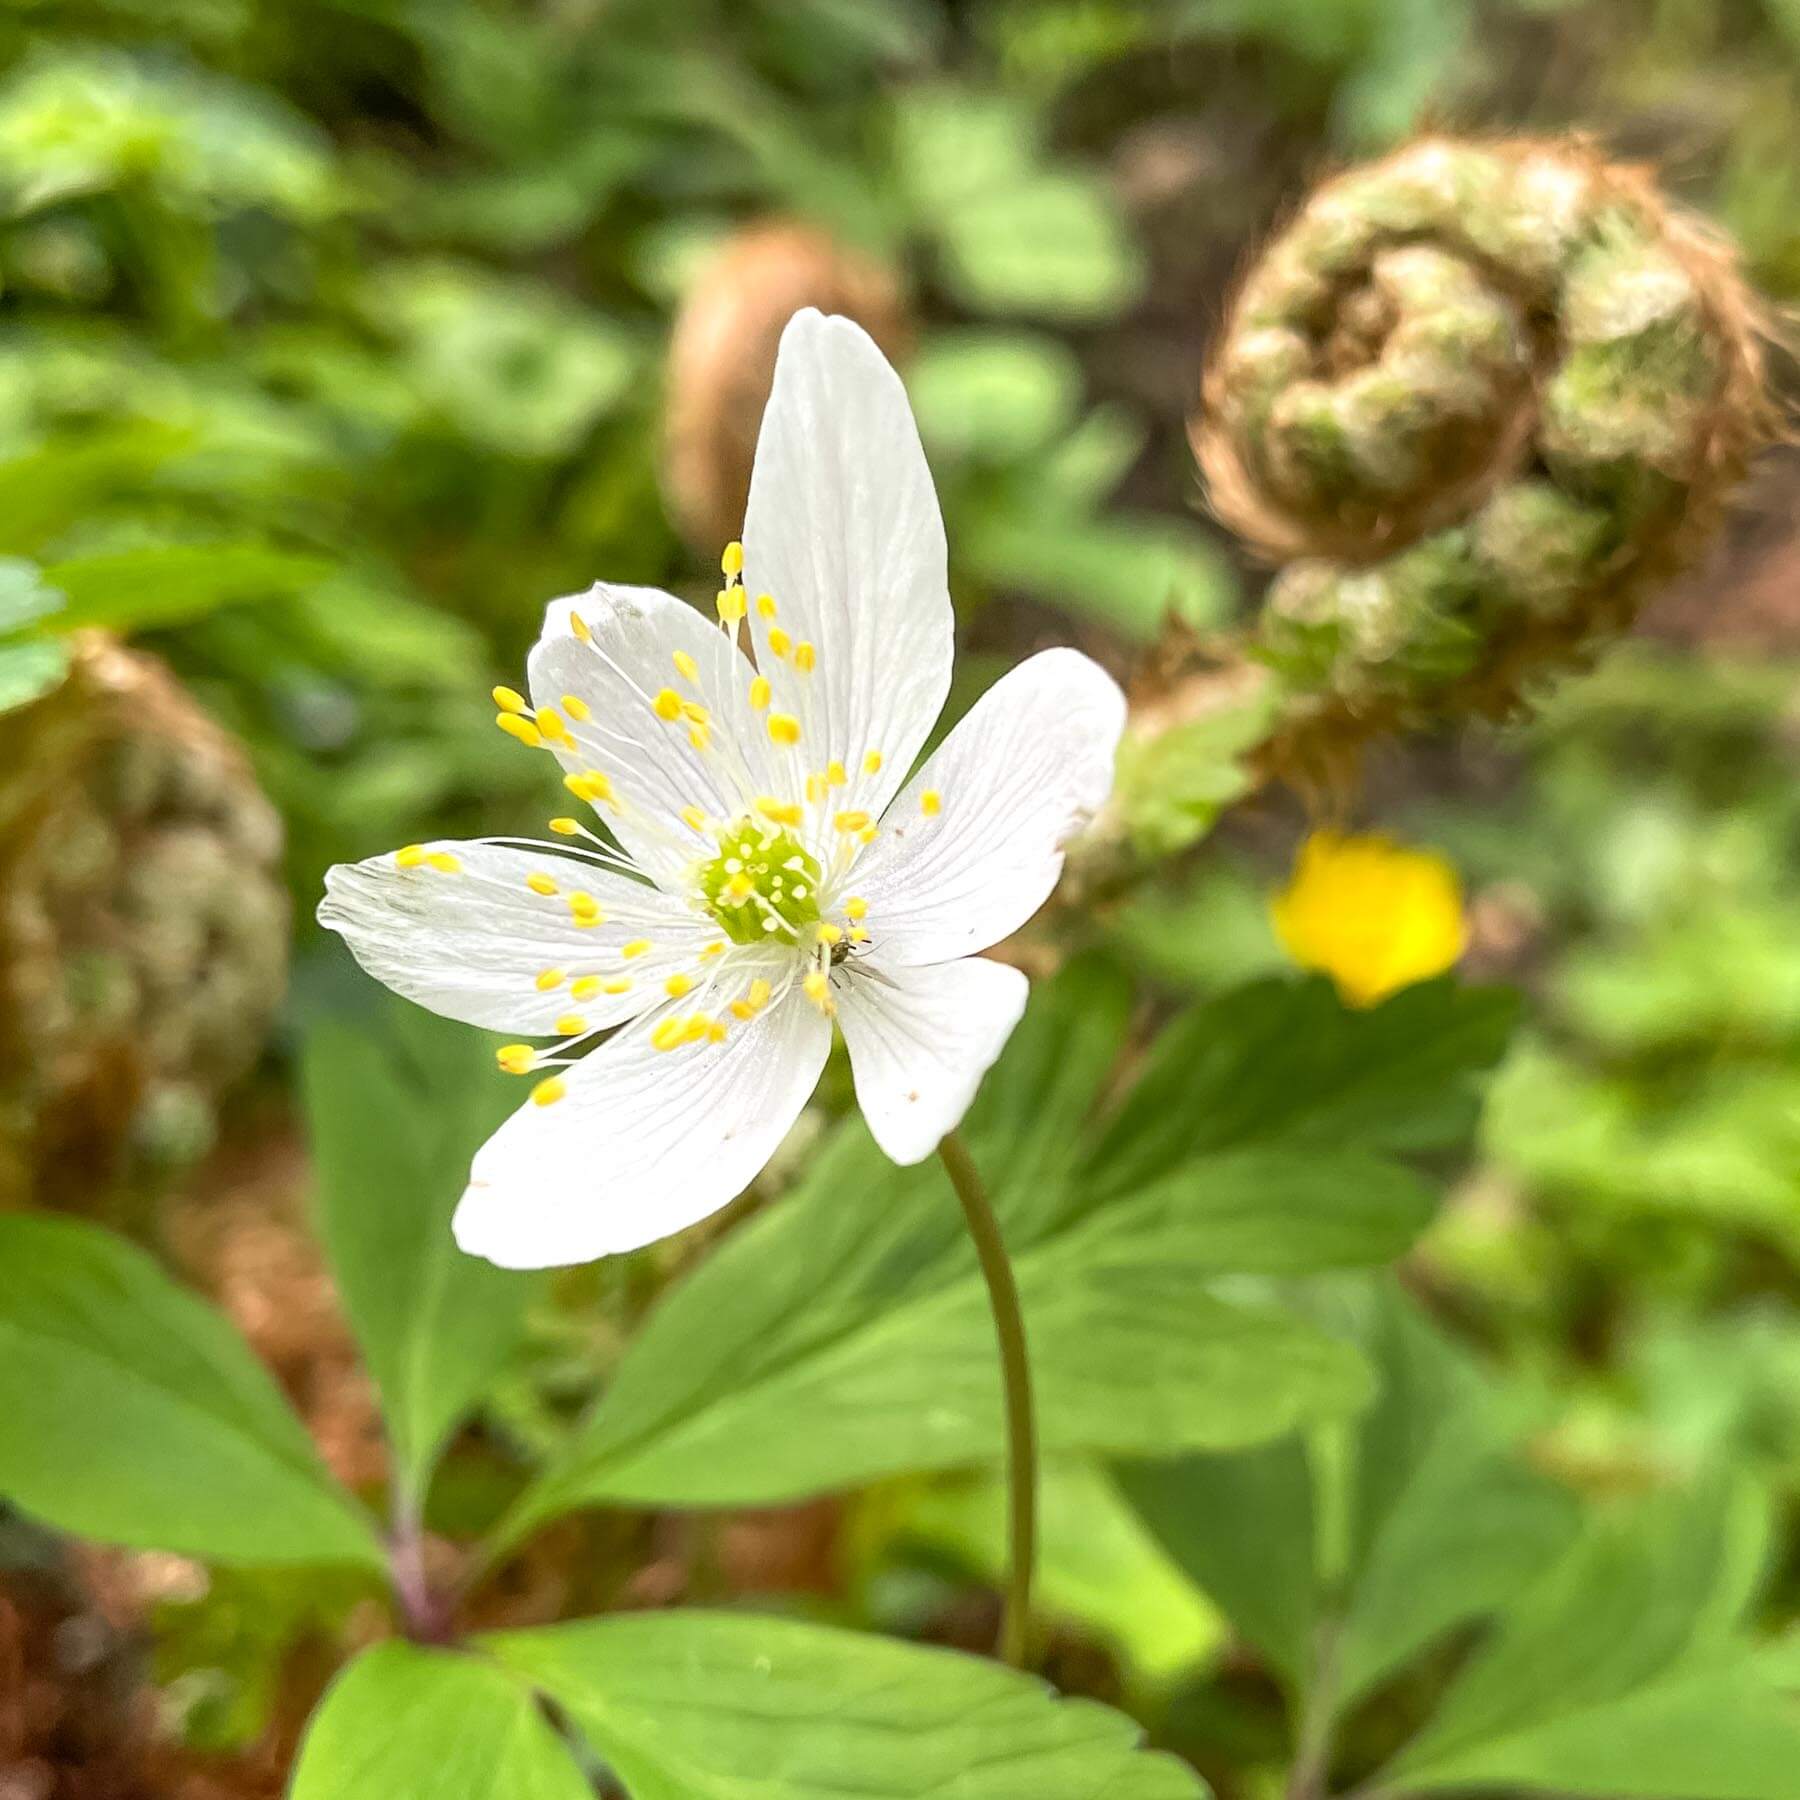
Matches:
[937,1128,1037,1667]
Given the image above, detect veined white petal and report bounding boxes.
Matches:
[848,648,1124,966]
[835,956,1028,1165]
[742,310,952,829]
[529,583,775,888]
[318,841,711,1034]
[453,986,829,1268]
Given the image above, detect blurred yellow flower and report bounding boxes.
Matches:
[1270,831,1467,1008]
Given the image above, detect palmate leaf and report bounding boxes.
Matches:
[496,966,1505,1544]
[303,1001,543,1501]
[0,1216,380,1569]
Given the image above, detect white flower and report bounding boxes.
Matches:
[319,310,1125,1269]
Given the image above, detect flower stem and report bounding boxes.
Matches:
[937,1128,1037,1667]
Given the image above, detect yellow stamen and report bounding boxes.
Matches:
[569,611,591,642]
[395,844,427,869]
[717,587,746,624]
[748,977,772,1008]
[621,938,652,959]
[670,650,697,683]
[555,1014,588,1037]
[707,1019,728,1043]
[858,827,877,846]
[768,713,802,747]
[680,805,708,832]
[425,851,460,873]
[826,759,846,787]
[794,641,816,673]
[652,1016,686,1052]
[817,922,842,945]
[749,675,772,710]
[803,970,833,1012]
[806,773,826,804]
[665,973,693,998]
[921,789,942,816]
[756,796,804,827]
[526,872,559,896]
[845,896,868,920]
[701,940,726,959]
[531,1076,568,1107]
[653,687,683,722]
[568,893,604,926]
[681,1013,713,1045]
[863,750,882,775]
[535,707,568,742]
[549,816,582,835]
[565,769,613,804]
[561,694,590,721]
[492,685,528,714]
[722,540,744,577]
[849,926,870,943]
[833,810,871,834]
[723,871,755,903]
[729,998,756,1021]
[536,968,565,992]
[497,713,543,748]
[603,978,632,995]
[570,976,601,1001]
[767,626,791,658]
[688,724,711,752]
[497,1044,536,1074]
[756,592,777,620]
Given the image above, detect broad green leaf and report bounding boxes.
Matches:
[0,554,63,630]
[1084,977,1519,1200]
[0,1215,380,1568]
[1383,1475,1775,1795]
[303,1003,542,1500]
[900,1460,1222,1683]
[38,541,332,633]
[483,1611,1205,1799]
[497,967,1433,1541]
[290,1642,588,1800]
[1118,1440,1318,1687]
[910,330,1082,461]
[0,635,67,712]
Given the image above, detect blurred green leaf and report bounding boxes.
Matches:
[0,1215,381,1568]
[911,330,1083,461]
[291,1641,589,1800]
[303,1004,543,1502]
[483,1611,1205,1798]
[38,540,332,633]
[0,634,68,712]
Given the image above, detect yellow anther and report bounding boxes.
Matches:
[717,587,746,624]
[565,769,614,805]
[395,844,427,869]
[849,926,869,943]
[729,998,756,1021]
[749,675,772,710]
[921,789,942,816]
[622,938,652,959]
[569,611,591,642]
[425,851,461,873]
[536,968,566,992]
[673,649,699,682]
[549,816,582,835]
[806,773,826,804]
[817,922,843,945]
[603,978,632,995]
[863,749,883,775]
[681,1013,714,1045]
[493,685,528,714]
[681,700,710,726]
[653,687,683,721]
[826,760,847,787]
[756,593,777,619]
[665,973,694,998]
[526,872,559,896]
[561,694,590,721]
[701,940,726,959]
[680,805,708,832]
[570,975,601,1001]
[531,1076,568,1107]
[768,713,802,747]
[833,809,871,834]
[688,725,710,752]
[554,1014,588,1037]
[767,626,792,658]
[794,641,816,673]
[723,871,755,903]
[497,712,544,748]
[803,970,833,1012]
[496,1044,536,1074]
[652,1016,686,1052]
[858,826,877,846]
[756,797,804,827]
[722,540,745,577]
[748,977,772,1009]
[568,893,604,927]
[535,707,569,742]
[707,1019,728,1043]
[845,896,868,920]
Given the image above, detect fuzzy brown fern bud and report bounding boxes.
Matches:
[1195,136,1765,760]
[662,221,911,555]
[0,635,289,1211]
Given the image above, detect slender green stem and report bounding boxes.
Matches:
[937,1128,1037,1667]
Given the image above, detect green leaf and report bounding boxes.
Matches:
[497,970,1430,1540]
[1084,977,1519,1201]
[0,635,67,713]
[0,555,64,631]
[303,1003,543,1501]
[291,1642,589,1800]
[0,1215,380,1568]
[1383,1475,1781,1797]
[483,1611,1205,1798]
[38,541,332,633]
[910,330,1083,461]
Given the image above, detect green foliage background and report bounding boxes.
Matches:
[3,0,1800,1796]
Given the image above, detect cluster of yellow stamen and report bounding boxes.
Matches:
[393,844,460,873]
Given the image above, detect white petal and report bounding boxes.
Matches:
[847,648,1124,966]
[453,987,830,1268]
[529,583,774,888]
[318,840,710,1034]
[836,956,1028,1165]
[742,310,952,826]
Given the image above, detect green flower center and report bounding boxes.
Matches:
[697,819,823,945]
